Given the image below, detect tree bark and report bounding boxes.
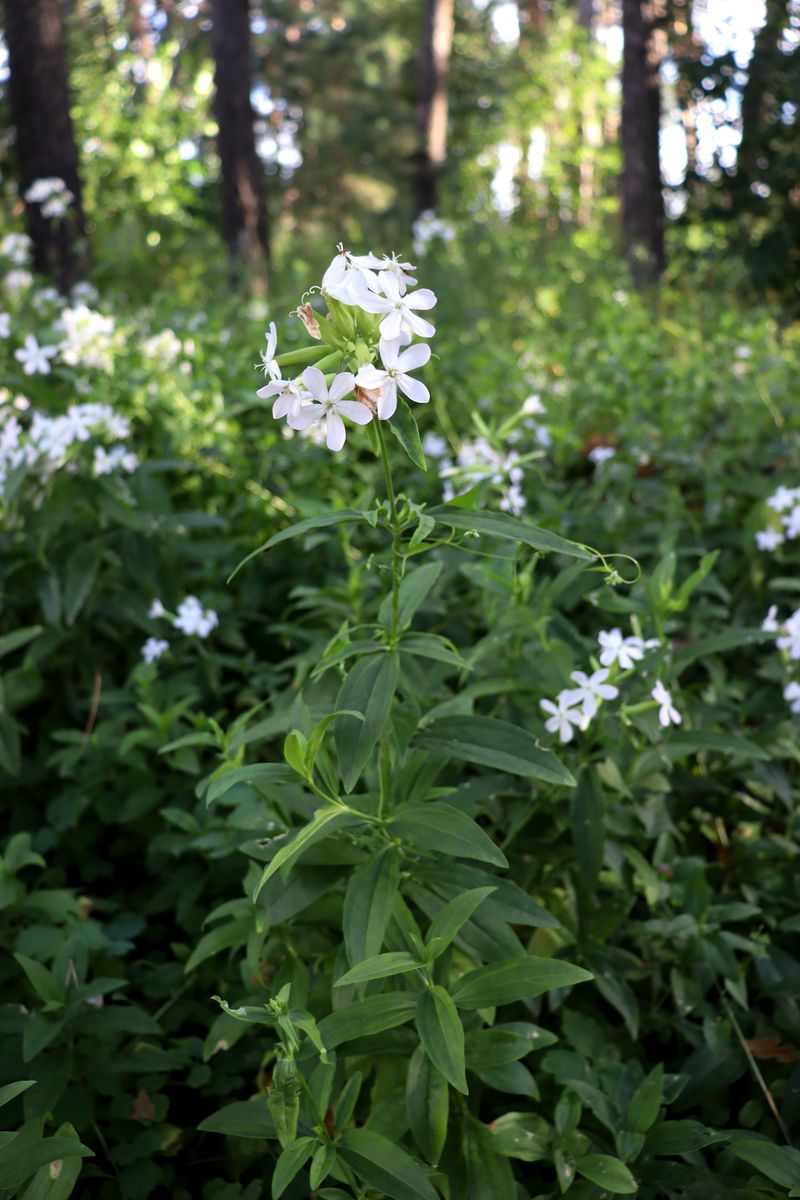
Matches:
[577,0,594,31]
[414,0,455,215]
[209,0,269,287]
[2,0,88,291]
[621,0,666,285]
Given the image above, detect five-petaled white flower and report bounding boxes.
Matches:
[288,367,372,452]
[755,528,785,551]
[141,637,169,664]
[540,693,586,743]
[355,337,431,420]
[782,506,800,540]
[174,595,218,638]
[651,680,681,728]
[564,668,619,719]
[148,599,166,619]
[259,376,311,423]
[321,249,379,304]
[784,681,800,715]
[358,271,436,340]
[15,334,58,376]
[767,485,800,513]
[258,321,280,380]
[598,628,658,670]
[349,251,417,295]
[777,610,800,660]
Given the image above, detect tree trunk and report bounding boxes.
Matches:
[209,0,269,287]
[414,0,455,215]
[621,0,666,285]
[577,0,594,31]
[736,0,785,197]
[2,0,88,291]
[125,0,155,58]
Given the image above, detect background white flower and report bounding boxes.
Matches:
[598,628,657,670]
[784,682,800,714]
[564,668,619,719]
[540,693,586,743]
[174,595,218,638]
[652,680,681,727]
[141,637,169,664]
[756,528,785,551]
[15,335,58,376]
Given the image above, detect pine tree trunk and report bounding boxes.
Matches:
[621,0,666,285]
[3,0,88,291]
[414,0,455,216]
[209,0,269,288]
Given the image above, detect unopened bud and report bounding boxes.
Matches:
[294,304,321,340]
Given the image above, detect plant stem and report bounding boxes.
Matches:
[375,419,402,647]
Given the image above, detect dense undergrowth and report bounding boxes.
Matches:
[2,225,800,1199]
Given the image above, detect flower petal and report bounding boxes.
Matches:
[396,341,431,372]
[377,381,398,421]
[328,371,356,402]
[406,287,437,311]
[398,374,429,405]
[326,412,346,451]
[288,403,323,429]
[404,312,436,339]
[336,399,373,425]
[301,366,327,402]
[379,311,403,341]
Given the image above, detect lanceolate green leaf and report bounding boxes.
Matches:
[272,1137,316,1200]
[416,986,467,1094]
[379,561,441,630]
[389,802,507,868]
[343,847,400,966]
[205,762,296,805]
[0,626,42,660]
[451,956,593,1009]
[0,1080,36,1109]
[253,808,361,899]
[318,994,417,1049]
[425,887,496,956]
[426,505,594,560]
[415,716,575,786]
[406,1045,449,1164]
[339,1128,437,1200]
[335,951,422,988]
[335,652,399,792]
[228,509,369,580]
[387,398,427,471]
[575,1154,638,1195]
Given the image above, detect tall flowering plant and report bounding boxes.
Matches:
[196,247,634,1199]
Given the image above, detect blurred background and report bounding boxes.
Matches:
[1,0,798,304]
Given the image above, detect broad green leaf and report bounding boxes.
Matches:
[730,1140,800,1188]
[425,887,496,956]
[206,763,296,805]
[416,986,467,1094]
[0,1135,93,1191]
[489,1112,550,1161]
[309,1143,337,1190]
[229,509,369,580]
[184,918,252,973]
[335,652,399,792]
[318,994,417,1049]
[400,633,469,670]
[644,1120,729,1156]
[198,1100,275,1139]
[406,1045,448,1165]
[343,847,400,967]
[575,1154,638,1194]
[0,626,42,660]
[625,1063,663,1134]
[571,771,604,889]
[388,399,426,471]
[451,956,593,1009]
[463,1115,517,1195]
[380,562,441,630]
[62,543,100,626]
[426,505,593,560]
[254,807,360,899]
[334,1072,363,1132]
[389,802,507,868]
[272,1137,315,1199]
[664,730,770,762]
[415,716,575,786]
[673,627,772,673]
[0,1080,35,1109]
[306,709,364,774]
[14,954,65,1006]
[18,1122,85,1200]
[335,952,422,988]
[339,1128,437,1200]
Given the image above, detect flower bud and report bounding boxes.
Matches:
[295,303,321,340]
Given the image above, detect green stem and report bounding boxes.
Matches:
[375,420,402,647]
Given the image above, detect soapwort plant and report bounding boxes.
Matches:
[191,247,640,1199]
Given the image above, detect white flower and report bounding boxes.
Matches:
[423,432,448,459]
[651,680,682,728]
[412,210,455,257]
[782,506,800,540]
[142,637,169,664]
[564,668,619,719]
[4,269,33,298]
[259,376,311,423]
[0,313,10,338]
[358,271,437,340]
[589,445,616,465]
[25,177,74,219]
[540,692,586,743]
[522,393,544,416]
[767,485,800,513]
[755,528,785,551]
[777,610,800,660]
[355,337,431,420]
[598,628,657,670]
[348,251,417,296]
[0,233,31,266]
[258,321,280,380]
[288,367,372,452]
[499,483,526,515]
[762,605,780,633]
[784,682,800,715]
[58,305,116,371]
[174,595,218,638]
[14,335,58,376]
[321,249,379,304]
[534,425,552,448]
[148,599,166,619]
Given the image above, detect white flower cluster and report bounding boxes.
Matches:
[0,401,137,498]
[412,210,455,258]
[24,177,75,220]
[755,484,800,551]
[762,605,800,715]
[0,234,32,266]
[143,328,184,368]
[256,247,436,452]
[143,596,219,662]
[58,305,117,372]
[440,436,526,515]
[540,628,674,744]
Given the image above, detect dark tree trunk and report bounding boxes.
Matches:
[519,0,548,38]
[577,0,594,31]
[621,0,666,285]
[414,0,455,215]
[3,0,88,291]
[736,0,785,197]
[209,0,269,287]
[125,0,155,58]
